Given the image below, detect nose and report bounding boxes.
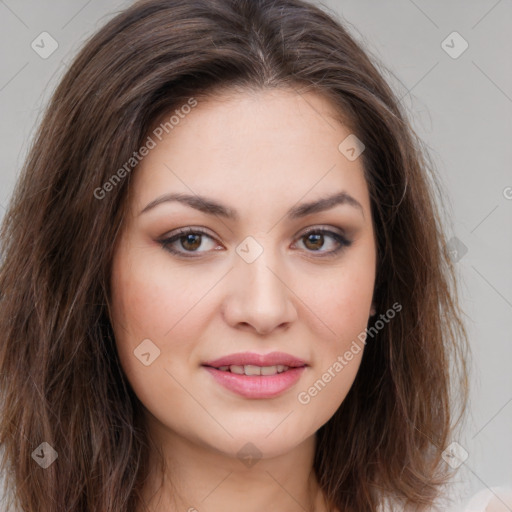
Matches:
[221,241,298,336]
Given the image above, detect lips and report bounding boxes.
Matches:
[202,351,307,369]
[202,351,308,399]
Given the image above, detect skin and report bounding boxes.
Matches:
[110,87,377,512]
[465,488,512,512]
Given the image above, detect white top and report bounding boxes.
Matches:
[376,486,512,512]
[462,486,512,511]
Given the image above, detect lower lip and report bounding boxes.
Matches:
[202,366,306,399]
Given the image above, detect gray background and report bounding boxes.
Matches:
[1,0,511,509]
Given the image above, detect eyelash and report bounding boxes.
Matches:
[158,226,352,259]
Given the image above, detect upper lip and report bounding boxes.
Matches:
[202,351,308,368]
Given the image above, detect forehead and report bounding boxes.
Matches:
[130,87,370,219]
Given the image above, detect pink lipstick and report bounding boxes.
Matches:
[202,351,307,399]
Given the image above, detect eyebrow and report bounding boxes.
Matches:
[139,191,364,220]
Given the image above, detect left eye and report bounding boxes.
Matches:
[159,227,351,257]
[294,228,351,256]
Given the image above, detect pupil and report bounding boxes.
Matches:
[305,233,323,250]
[183,234,201,250]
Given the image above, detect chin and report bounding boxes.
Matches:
[217,426,313,461]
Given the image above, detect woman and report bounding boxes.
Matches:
[0,0,470,510]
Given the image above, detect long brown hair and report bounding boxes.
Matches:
[0,0,470,510]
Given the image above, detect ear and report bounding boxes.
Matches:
[370,304,377,316]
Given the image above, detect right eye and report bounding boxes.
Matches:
[159,227,223,257]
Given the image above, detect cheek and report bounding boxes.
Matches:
[298,256,375,345]
[292,253,375,420]
[109,249,209,423]
[110,245,213,342]
[330,274,374,337]
[109,244,224,389]
[332,243,376,331]
[294,281,369,431]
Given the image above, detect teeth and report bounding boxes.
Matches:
[218,364,290,375]
[244,364,262,376]
[261,365,277,376]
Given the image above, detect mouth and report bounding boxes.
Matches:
[201,352,308,399]
[202,351,307,369]
[204,363,294,376]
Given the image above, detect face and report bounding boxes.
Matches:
[110,87,377,460]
